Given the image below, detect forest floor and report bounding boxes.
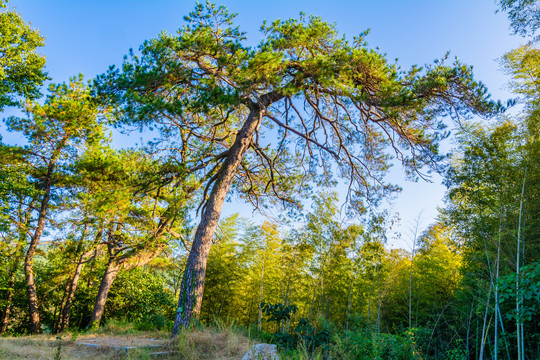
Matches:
[0,324,254,359]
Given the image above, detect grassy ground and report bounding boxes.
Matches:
[0,322,253,360]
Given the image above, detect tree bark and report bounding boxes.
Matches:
[87,255,121,329]
[0,237,26,335]
[171,105,266,335]
[86,211,169,330]
[24,165,54,334]
[0,258,19,334]
[57,249,93,332]
[0,273,16,334]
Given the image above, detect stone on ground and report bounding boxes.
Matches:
[241,343,280,360]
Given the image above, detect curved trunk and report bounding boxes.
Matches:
[57,254,88,332]
[24,160,57,334]
[25,186,52,333]
[171,106,265,335]
[87,256,121,329]
[86,249,156,329]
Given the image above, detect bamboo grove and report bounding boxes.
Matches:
[0,0,538,359]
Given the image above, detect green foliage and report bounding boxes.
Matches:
[0,0,47,110]
[0,3,537,359]
[1,75,107,207]
[498,262,540,322]
[261,302,298,325]
[280,328,422,360]
[105,267,176,328]
[498,0,540,36]
[96,1,503,215]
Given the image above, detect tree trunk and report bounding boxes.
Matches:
[58,250,92,332]
[408,215,420,330]
[0,241,25,335]
[25,176,53,334]
[0,276,15,334]
[345,277,353,334]
[86,218,162,330]
[376,269,381,335]
[24,244,41,333]
[171,106,266,335]
[516,163,528,360]
[87,256,121,329]
[495,206,503,360]
[308,277,318,322]
[258,253,265,332]
[366,275,374,335]
[479,283,492,360]
[0,261,18,334]
[465,299,475,360]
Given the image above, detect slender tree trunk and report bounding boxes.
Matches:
[23,143,64,334]
[479,283,492,360]
[308,277,318,322]
[366,275,374,335]
[258,253,265,332]
[476,317,479,360]
[0,259,19,334]
[217,281,230,318]
[0,239,25,335]
[57,224,92,332]
[494,206,503,360]
[171,105,267,335]
[320,275,324,322]
[58,250,92,332]
[346,278,353,333]
[516,163,528,360]
[25,174,53,334]
[408,255,414,330]
[466,299,475,360]
[376,268,381,335]
[497,304,511,360]
[282,276,293,333]
[2,205,34,335]
[87,255,121,329]
[408,215,420,330]
[86,206,166,330]
[0,273,16,334]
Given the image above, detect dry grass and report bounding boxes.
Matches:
[0,324,253,360]
[0,334,122,360]
[174,325,252,360]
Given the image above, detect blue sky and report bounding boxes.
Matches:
[4,0,523,248]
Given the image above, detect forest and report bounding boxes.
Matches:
[0,0,538,359]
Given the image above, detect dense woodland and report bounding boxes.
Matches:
[0,0,538,359]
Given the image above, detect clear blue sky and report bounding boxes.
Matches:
[4,0,523,248]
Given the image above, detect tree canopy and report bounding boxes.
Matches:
[0,2,538,360]
[95,2,504,333]
[0,0,47,111]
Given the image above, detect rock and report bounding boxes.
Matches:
[241,343,280,360]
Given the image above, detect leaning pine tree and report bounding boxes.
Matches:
[96,2,503,335]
